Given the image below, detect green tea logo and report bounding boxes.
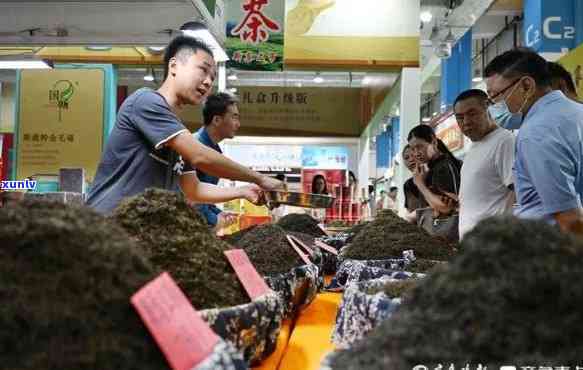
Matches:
[48,80,75,122]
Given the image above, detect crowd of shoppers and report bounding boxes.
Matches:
[401,47,583,241]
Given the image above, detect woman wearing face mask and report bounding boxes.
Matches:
[407,125,463,241]
[402,144,428,223]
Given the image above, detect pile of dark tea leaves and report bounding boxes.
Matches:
[277,213,326,238]
[234,224,309,275]
[0,200,168,370]
[365,279,419,299]
[342,210,457,261]
[331,217,583,369]
[112,188,248,309]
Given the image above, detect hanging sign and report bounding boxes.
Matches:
[225,0,285,71]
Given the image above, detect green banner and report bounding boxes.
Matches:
[225,0,284,71]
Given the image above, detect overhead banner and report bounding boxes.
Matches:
[16,69,105,181]
[225,0,285,71]
[178,86,362,136]
[558,43,583,100]
[523,0,578,53]
[284,0,419,69]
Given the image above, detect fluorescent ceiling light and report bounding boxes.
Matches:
[420,11,433,23]
[472,76,483,82]
[147,46,166,54]
[180,21,229,63]
[0,60,52,69]
[85,46,112,51]
[422,117,431,122]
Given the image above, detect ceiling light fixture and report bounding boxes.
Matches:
[422,117,431,122]
[147,46,166,54]
[444,28,456,44]
[180,21,229,62]
[420,11,433,23]
[85,45,112,51]
[429,24,440,42]
[143,67,155,82]
[313,72,324,84]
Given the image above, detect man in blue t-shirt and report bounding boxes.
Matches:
[194,92,241,227]
[87,36,282,214]
[485,48,583,235]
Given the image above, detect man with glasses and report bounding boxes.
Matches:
[484,47,583,234]
[453,89,515,239]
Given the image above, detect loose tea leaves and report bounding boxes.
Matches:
[234,224,306,275]
[365,280,418,299]
[222,225,258,246]
[277,213,326,237]
[342,210,456,261]
[0,200,168,370]
[112,188,248,309]
[332,217,583,369]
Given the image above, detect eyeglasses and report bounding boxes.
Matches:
[487,77,521,104]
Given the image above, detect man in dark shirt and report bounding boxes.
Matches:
[87,36,281,214]
[194,92,240,227]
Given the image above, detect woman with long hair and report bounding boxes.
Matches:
[311,174,329,195]
[407,124,462,241]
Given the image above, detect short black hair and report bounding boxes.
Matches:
[548,61,577,95]
[163,35,214,80]
[484,47,551,87]
[389,186,398,192]
[202,92,239,126]
[453,89,489,109]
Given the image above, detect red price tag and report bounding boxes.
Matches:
[224,249,272,300]
[285,235,313,265]
[314,240,339,255]
[131,272,220,370]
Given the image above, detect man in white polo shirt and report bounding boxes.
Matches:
[453,89,515,239]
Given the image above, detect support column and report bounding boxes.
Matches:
[396,67,421,217]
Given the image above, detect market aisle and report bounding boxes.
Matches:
[278,292,342,370]
[253,318,295,370]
